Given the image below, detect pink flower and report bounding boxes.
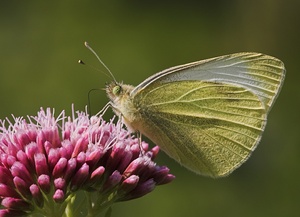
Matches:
[0,106,174,217]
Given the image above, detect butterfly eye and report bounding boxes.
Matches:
[112,85,121,96]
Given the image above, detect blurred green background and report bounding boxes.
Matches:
[0,1,299,217]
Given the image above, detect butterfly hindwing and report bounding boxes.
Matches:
[133,80,266,177]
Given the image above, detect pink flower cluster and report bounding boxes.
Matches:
[0,107,174,216]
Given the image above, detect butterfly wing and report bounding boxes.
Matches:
[130,53,285,177]
[132,52,285,114]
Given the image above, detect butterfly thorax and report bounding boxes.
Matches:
[106,82,140,132]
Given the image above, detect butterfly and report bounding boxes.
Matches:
[104,52,285,178]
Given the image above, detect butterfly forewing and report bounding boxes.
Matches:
[132,53,285,113]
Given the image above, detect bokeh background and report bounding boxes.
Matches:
[0,1,299,217]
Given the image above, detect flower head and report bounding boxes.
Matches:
[0,106,174,217]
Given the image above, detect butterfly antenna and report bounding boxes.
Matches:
[84,41,117,83]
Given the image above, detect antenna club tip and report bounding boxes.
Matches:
[84,41,89,47]
[78,60,85,64]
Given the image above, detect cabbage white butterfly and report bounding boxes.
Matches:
[85,44,285,177]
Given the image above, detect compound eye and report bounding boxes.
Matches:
[112,85,121,96]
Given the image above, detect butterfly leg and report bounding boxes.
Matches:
[95,102,112,116]
[138,132,146,157]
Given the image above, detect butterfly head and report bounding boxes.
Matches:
[105,82,137,131]
[106,82,122,101]
[105,82,135,105]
